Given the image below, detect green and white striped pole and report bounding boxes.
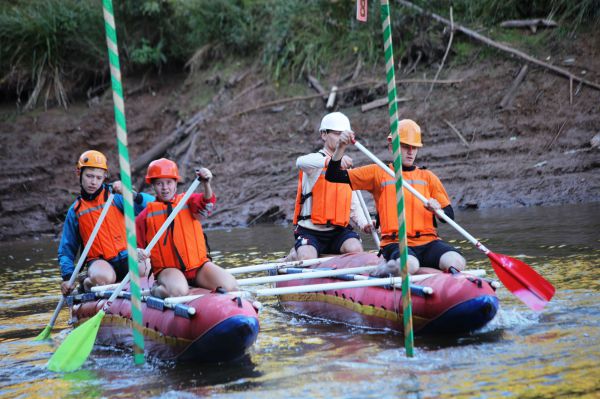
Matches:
[379,0,414,357]
[102,0,144,365]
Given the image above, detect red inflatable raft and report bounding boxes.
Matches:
[276,252,499,334]
[68,279,260,362]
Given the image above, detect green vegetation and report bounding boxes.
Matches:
[1,0,598,110]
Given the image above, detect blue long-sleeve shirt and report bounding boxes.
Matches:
[57,188,154,280]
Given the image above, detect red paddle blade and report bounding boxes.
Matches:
[488,252,556,311]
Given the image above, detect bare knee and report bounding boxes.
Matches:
[439,251,466,271]
[407,255,420,274]
[340,238,363,254]
[221,277,239,292]
[167,285,189,298]
[296,245,318,260]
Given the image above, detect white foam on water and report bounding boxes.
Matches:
[479,306,540,332]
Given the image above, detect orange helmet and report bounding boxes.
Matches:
[77,150,108,172]
[145,158,181,184]
[387,119,423,147]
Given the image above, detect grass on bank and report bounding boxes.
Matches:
[1,0,598,110]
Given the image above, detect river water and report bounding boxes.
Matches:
[0,203,598,398]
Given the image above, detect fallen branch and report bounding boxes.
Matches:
[398,0,600,92]
[546,121,568,150]
[178,132,199,180]
[500,19,558,33]
[361,96,411,112]
[326,85,338,109]
[131,108,209,173]
[230,79,265,103]
[499,64,529,109]
[425,5,454,103]
[443,119,470,148]
[221,78,463,119]
[307,75,328,99]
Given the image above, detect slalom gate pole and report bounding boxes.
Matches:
[102,0,144,365]
[379,0,414,357]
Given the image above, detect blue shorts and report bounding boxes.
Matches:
[380,239,460,270]
[294,225,361,256]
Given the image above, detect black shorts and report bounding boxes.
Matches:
[380,239,460,270]
[294,225,361,257]
[87,254,129,281]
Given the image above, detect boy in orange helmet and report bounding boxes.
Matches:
[136,158,237,298]
[58,150,154,295]
[325,119,466,276]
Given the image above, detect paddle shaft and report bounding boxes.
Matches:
[355,190,381,248]
[46,193,116,330]
[237,265,378,285]
[103,178,202,310]
[227,256,335,275]
[238,265,484,286]
[252,276,416,296]
[354,141,490,253]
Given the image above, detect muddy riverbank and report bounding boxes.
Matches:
[0,32,599,241]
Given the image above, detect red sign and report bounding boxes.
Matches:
[356,0,367,22]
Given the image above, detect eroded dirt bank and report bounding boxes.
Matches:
[1,36,599,241]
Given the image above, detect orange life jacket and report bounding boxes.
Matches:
[75,188,126,261]
[145,194,209,276]
[377,166,440,247]
[292,161,352,227]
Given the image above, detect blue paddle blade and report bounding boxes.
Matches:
[47,310,105,372]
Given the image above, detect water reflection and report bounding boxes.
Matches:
[0,203,599,398]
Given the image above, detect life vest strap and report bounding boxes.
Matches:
[299,192,312,204]
[163,202,187,273]
[382,231,437,240]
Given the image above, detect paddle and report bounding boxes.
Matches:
[35,192,116,341]
[159,268,488,304]
[226,256,335,275]
[237,265,378,285]
[355,190,381,248]
[353,140,555,310]
[249,275,422,296]
[237,266,487,286]
[47,178,201,372]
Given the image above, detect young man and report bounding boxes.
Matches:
[136,158,237,298]
[325,119,466,275]
[58,150,154,295]
[292,112,371,260]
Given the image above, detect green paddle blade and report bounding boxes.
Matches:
[47,310,105,372]
[33,325,53,341]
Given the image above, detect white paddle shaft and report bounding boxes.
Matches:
[227,256,335,275]
[48,193,116,328]
[355,190,381,248]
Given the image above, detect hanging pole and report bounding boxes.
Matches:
[379,0,414,357]
[102,0,144,365]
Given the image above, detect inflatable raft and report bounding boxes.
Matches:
[275,252,499,334]
[68,280,260,362]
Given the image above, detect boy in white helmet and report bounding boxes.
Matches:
[291,112,372,260]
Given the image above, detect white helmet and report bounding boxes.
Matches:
[319,112,351,132]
